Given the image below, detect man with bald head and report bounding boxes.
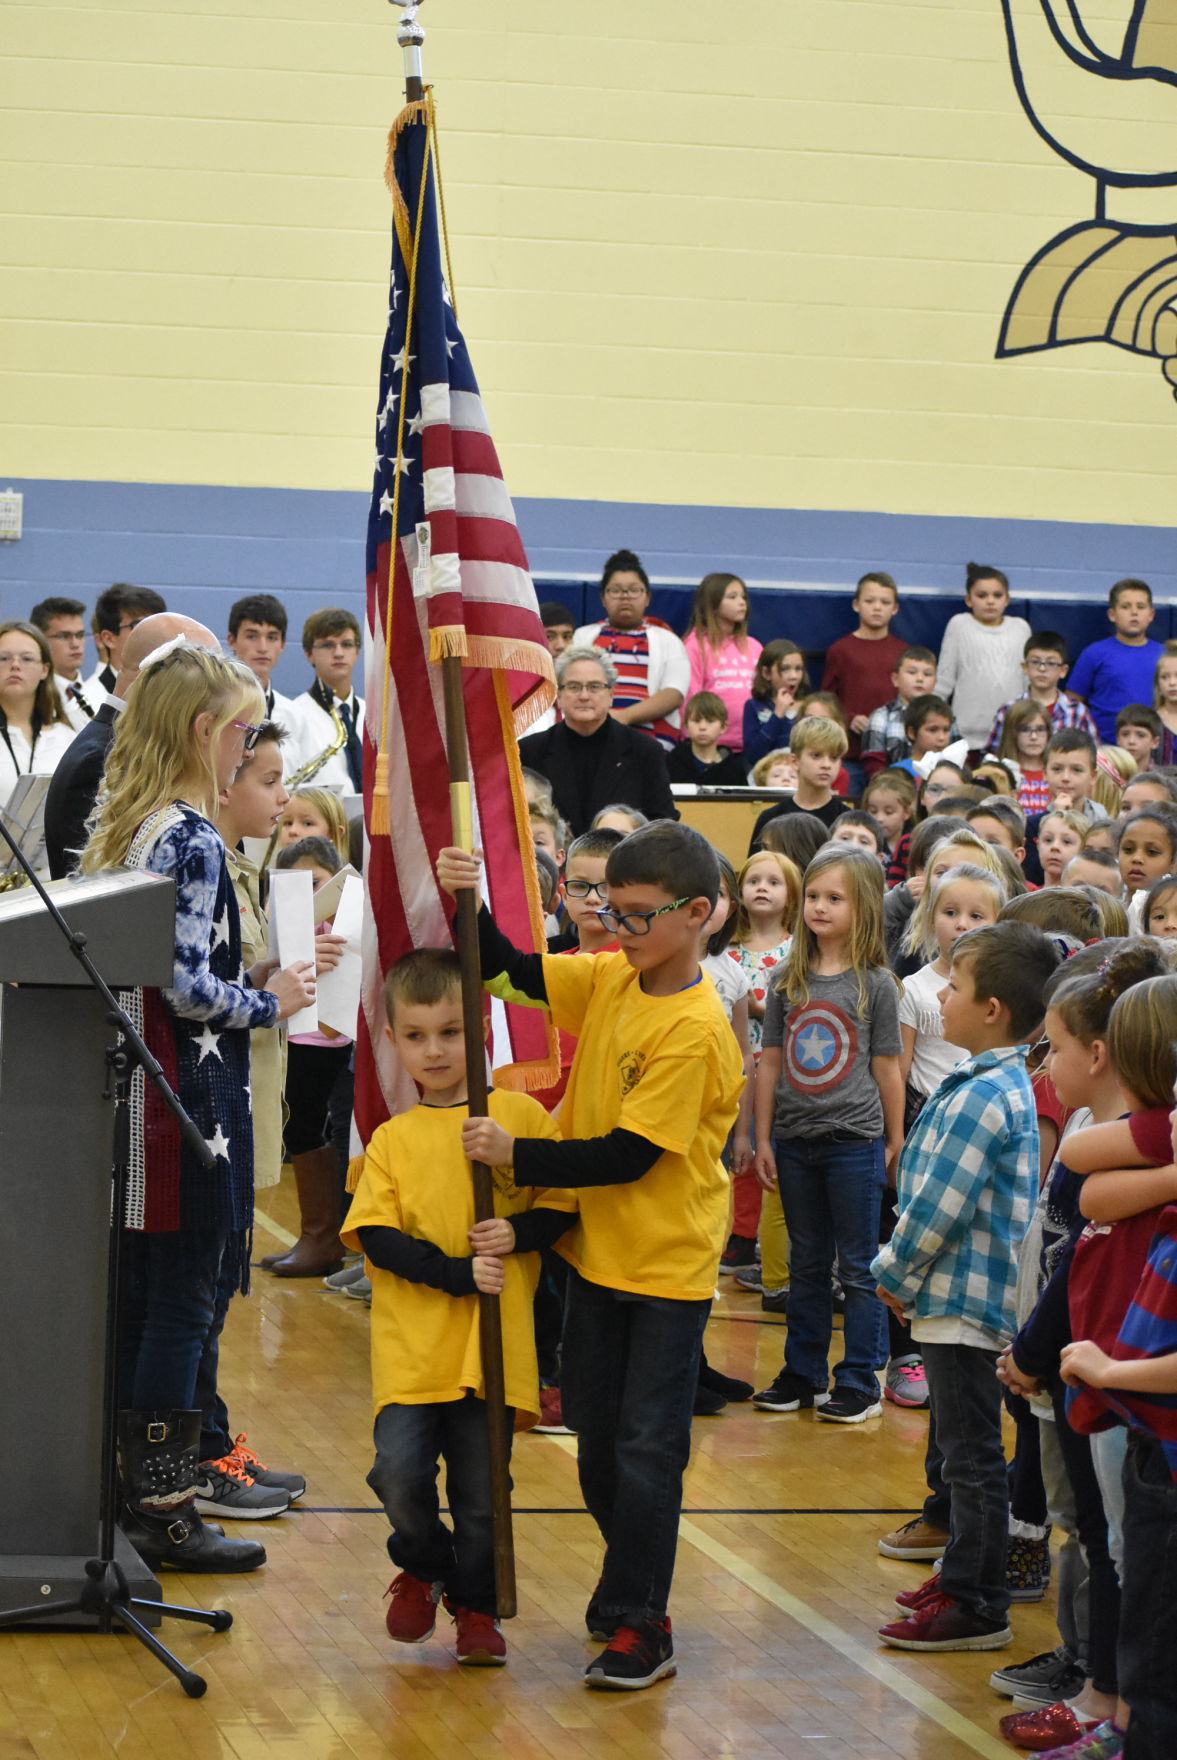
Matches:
[44,612,220,878]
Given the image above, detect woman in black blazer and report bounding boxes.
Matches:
[519,646,678,840]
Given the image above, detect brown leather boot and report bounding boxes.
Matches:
[267,1147,346,1277]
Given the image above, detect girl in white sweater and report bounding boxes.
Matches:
[936,563,1030,753]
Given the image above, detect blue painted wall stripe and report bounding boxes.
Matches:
[1,479,1173,697]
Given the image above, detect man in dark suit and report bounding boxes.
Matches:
[518,646,678,840]
[44,613,220,878]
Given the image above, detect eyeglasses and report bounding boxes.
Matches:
[45,629,86,643]
[564,878,607,899]
[0,652,44,668]
[1021,724,1049,736]
[231,720,263,750]
[603,585,647,597]
[595,896,691,936]
[1025,657,1063,670]
[116,618,147,634]
[312,639,359,653]
[560,680,610,695]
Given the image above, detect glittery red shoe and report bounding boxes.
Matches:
[998,1702,1100,1750]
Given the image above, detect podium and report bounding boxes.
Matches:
[0,870,177,1624]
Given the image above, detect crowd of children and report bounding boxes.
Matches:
[47,560,1177,1751]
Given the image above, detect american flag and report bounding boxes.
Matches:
[356,99,558,1140]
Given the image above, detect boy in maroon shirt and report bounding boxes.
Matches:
[821,572,907,791]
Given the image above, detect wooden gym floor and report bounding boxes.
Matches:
[0,1173,1053,1760]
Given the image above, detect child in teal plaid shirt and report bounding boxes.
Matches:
[872,920,1060,1652]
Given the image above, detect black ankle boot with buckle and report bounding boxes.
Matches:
[117,1410,266,1573]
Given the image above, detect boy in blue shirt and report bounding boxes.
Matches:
[1067,579,1164,743]
[872,921,1060,1652]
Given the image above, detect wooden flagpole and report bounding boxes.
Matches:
[391,0,517,1620]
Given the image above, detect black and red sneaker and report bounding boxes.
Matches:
[719,1234,758,1274]
[584,1616,675,1690]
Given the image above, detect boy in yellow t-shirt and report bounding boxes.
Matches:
[341,948,576,1669]
[438,822,744,1692]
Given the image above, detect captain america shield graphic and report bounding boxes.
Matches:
[784,1001,858,1094]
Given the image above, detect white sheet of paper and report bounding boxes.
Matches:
[268,867,319,1036]
[316,873,363,1037]
[312,863,360,926]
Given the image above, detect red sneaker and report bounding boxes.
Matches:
[533,1385,573,1434]
[383,1571,439,1643]
[451,1605,507,1666]
[894,1571,943,1610]
[878,1590,1011,1651]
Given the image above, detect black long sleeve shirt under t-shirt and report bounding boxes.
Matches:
[357,1204,576,1295]
[470,903,664,1190]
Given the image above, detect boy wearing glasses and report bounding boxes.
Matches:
[986,631,1101,752]
[286,607,365,794]
[438,822,743,1691]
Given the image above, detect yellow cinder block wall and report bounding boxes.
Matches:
[6,0,1177,523]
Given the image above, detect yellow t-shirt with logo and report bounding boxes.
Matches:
[341,1089,574,1421]
[540,950,744,1302]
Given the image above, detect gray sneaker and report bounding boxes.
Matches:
[323,1259,366,1291]
[344,1274,372,1302]
[194,1457,291,1519]
[988,1644,1086,1703]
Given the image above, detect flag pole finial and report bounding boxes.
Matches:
[390,0,426,101]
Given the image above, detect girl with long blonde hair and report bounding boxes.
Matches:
[720,849,802,1285]
[83,644,315,1573]
[752,845,904,1422]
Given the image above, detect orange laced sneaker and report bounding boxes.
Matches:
[227,1433,306,1502]
[193,1450,290,1519]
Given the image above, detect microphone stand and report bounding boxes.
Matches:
[0,820,232,1698]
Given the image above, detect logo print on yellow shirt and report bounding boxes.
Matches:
[490,1162,523,1201]
[617,1050,647,1097]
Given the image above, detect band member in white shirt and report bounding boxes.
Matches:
[84,582,167,699]
[0,620,76,818]
[226,592,297,729]
[30,595,95,732]
[283,608,365,795]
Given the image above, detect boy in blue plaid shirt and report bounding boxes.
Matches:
[872,921,1060,1652]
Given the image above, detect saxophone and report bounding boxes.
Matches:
[285,703,347,789]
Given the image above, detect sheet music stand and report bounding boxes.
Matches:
[0,774,51,878]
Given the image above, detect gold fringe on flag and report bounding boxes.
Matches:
[427,625,470,662]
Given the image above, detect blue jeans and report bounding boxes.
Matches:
[194,1254,236,1462]
[367,1396,510,1616]
[921,1342,1009,1623]
[561,1269,709,1624]
[775,1134,887,1397]
[1120,1433,1177,1760]
[119,1228,227,1412]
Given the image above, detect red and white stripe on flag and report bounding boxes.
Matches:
[356,100,557,1143]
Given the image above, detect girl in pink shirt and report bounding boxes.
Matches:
[684,573,762,751]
